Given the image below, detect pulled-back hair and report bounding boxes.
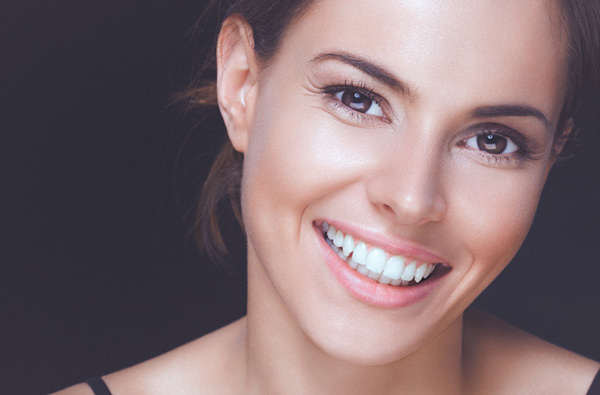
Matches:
[186,0,600,263]
[557,0,600,134]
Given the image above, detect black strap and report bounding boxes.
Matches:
[86,377,113,395]
[588,368,600,395]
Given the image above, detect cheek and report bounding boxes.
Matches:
[240,95,368,232]
[451,166,546,280]
[241,113,322,217]
[239,88,381,294]
[238,94,329,261]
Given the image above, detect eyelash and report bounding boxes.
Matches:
[319,82,534,166]
[321,81,389,124]
[460,124,533,166]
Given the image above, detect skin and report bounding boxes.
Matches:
[54,0,599,394]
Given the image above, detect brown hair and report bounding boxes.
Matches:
[187,0,600,263]
[187,0,316,263]
[556,0,600,142]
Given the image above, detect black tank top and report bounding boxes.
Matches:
[86,377,112,395]
[589,368,600,395]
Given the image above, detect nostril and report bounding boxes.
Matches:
[374,195,446,225]
[382,203,395,215]
[366,170,447,225]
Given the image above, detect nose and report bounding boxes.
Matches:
[366,140,447,226]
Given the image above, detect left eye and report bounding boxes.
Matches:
[334,90,383,116]
[465,133,519,155]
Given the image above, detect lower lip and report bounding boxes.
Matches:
[314,224,444,309]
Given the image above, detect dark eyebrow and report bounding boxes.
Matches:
[472,105,554,134]
[311,52,413,96]
[312,52,554,133]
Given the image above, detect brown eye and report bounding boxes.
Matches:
[341,91,372,112]
[465,133,518,155]
[477,134,507,154]
[334,90,383,116]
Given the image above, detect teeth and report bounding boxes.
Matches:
[401,262,416,281]
[424,263,434,279]
[333,230,344,247]
[357,263,369,275]
[423,264,431,279]
[342,234,355,257]
[352,242,368,264]
[365,248,386,275]
[327,225,337,240]
[414,263,427,283]
[382,256,404,281]
[322,223,440,287]
[367,270,380,280]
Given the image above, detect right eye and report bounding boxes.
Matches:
[464,133,519,155]
[333,90,384,117]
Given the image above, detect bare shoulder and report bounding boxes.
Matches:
[50,382,95,395]
[51,317,248,395]
[463,308,599,394]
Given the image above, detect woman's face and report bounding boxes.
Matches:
[233,0,567,364]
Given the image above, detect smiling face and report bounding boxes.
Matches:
[218,0,568,365]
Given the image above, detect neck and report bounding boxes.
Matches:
[243,256,466,395]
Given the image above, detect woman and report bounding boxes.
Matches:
[56,0,600,393]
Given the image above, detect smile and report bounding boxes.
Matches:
[321,222,437,287]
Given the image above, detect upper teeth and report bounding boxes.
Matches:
[323,222,436,286]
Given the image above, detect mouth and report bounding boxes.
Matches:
[320,222,443,287]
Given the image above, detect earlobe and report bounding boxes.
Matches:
[216,16,259,154]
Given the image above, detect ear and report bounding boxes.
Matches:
[216,16,259,154]
[545,118,574,176]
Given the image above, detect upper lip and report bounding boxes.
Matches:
[316,219,451,265]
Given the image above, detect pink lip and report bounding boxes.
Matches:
[314,221,449,309]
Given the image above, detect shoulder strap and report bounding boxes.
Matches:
[588,368,600,395]
[86,377,113,395]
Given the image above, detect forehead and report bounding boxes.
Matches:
[273,0,568,124]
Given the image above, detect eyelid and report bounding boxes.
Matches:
[320,81,393,125]
[475,123,530,153]
[458,122,535,166]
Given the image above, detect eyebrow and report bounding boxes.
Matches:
[311,52,413,96]
[311,52,554,133]
[471,105,554,134]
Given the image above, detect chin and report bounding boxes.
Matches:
[313,327,430,367]
[294,302,443,367]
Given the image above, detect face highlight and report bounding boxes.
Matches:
[230,0,567,365]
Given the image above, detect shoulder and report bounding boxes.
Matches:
[52,317,248,395]
[50,382,95,395]
[463,308,599,394]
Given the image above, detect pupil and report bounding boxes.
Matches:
[477,134,507,154]
[342,90,371,112]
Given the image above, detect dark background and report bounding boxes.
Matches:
[1,2,599,394]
